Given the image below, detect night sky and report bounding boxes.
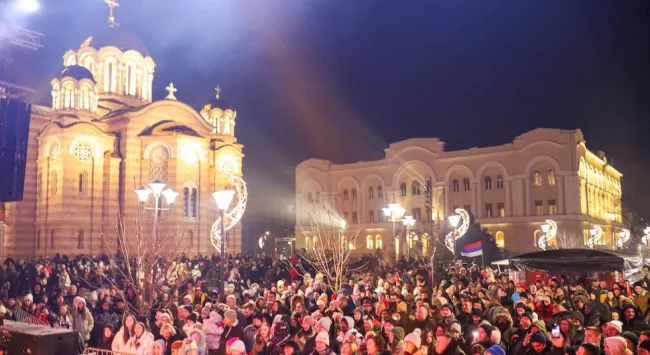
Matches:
[5,0,650,249]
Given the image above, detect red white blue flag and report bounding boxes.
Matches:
[460,241,483,257]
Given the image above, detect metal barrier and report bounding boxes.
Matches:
[13,307,48,326]
[82,348,137,355]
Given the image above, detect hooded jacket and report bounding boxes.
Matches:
[72,297,94,341]
[203,311,224,350]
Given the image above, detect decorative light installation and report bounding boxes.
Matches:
[445,208,470,253]
[642,227,650,246]
[210,175,248,250]
[538,219,557,251]
[587,224,603,249]
[617,229,630,249]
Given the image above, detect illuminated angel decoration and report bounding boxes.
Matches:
[643,227,650,246]
[587,224,603,249]
[617,229,630,249]
[210,174,247,251]
[445,208,470,253]
[538,219,557,251]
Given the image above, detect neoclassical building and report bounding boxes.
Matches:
[295,128,624,257]
[0,24,244,258]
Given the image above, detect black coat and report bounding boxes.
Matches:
[218,324,245,355]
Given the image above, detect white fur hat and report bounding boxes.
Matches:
[316,331,330,346]
[404,328,422,349]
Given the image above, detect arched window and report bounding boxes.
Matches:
[78,171,88,193]
[315,191,320,203]
[183,187,190,217]
[77,230,84,249]
[496,175,504,190]
[452,179,459,193]
[377,186,383,198]
[351,189,357,200]
[412,181,421,196]
[190,188,198,218]
[495,231,504,249]
[400,183,407,197]
[547,170,556,186]
[534,171,543,187]
[366,235,374,249]
[343,189,349,201]
[107,62,114,93]
[463,178,471,192]
[307,192,313,203]
[484,176,492,190]
[375,235,383,249]
[50,230,55,249]
[368,187,374,199]
[36,231,41,249]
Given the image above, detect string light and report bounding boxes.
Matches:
[445,208,470,253]
[617,229,630,249]
[538,219,557,251]
[587,224,603,249]
[210,175,248,250]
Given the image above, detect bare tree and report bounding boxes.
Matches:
[94,208,188,316]
[297,201,364,293]
[555,231,585,249]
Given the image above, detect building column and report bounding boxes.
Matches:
[524,178,532,216]
[472,183,478,217]
[444,186,450,218]
[505,180,512,217]
[474,183,482,218]
[557,175,565,214]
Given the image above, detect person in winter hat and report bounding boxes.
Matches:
[229,339,246,355]
[404,328,422,354]
[604,336,632,355]
[311,331,335,355]
[486,344,506,355]
[202,311,223,351]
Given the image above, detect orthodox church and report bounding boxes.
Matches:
[0,3,245,258]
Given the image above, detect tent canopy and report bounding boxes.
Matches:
[508,248,645,274]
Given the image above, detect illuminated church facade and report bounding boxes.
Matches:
[295,128,625,257]
[0,15,244,258]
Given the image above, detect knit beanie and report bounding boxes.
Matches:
[230,340,246,353]
[607,320,623,335]
[479,324,493,338]
[604,336,627,355]
[318,317,332,332]
[530,331,548,345]
[391,327,405,341]
[316,331,330,346]
[486,345,506,355]
[404,328,422,349]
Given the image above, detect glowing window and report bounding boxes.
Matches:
[495,231,505,249]
[366,235,374,249]
[534,171,543,187]
[400,183,407,197]
[375,235,383,249]
[73,143,93,161]
[547,170,556,186]
[412,181,421,196]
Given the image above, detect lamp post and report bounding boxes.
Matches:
[213,189,236,302]
[383,202,406,262]
[135,180,178,247]
[402,215,416,254]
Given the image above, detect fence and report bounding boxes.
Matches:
[82,348,137,355]
[13,307,48,326]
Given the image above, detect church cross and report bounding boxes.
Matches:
[105,0,120,27]
[165,83,178,100]
[215,85,221,100]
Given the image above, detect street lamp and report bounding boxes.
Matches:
[447,214,461,228]
[134,180,178,247]
[402,215,416,254]
[383,201,406,262]
[213,189,235,302]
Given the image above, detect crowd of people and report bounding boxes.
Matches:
[1,252,650,355]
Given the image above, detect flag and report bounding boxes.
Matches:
[461,241,483,257]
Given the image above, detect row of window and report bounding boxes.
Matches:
[342,207,425,225]
[452,175,505,193]
[534,199,558,215]
[534,170,556,187]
